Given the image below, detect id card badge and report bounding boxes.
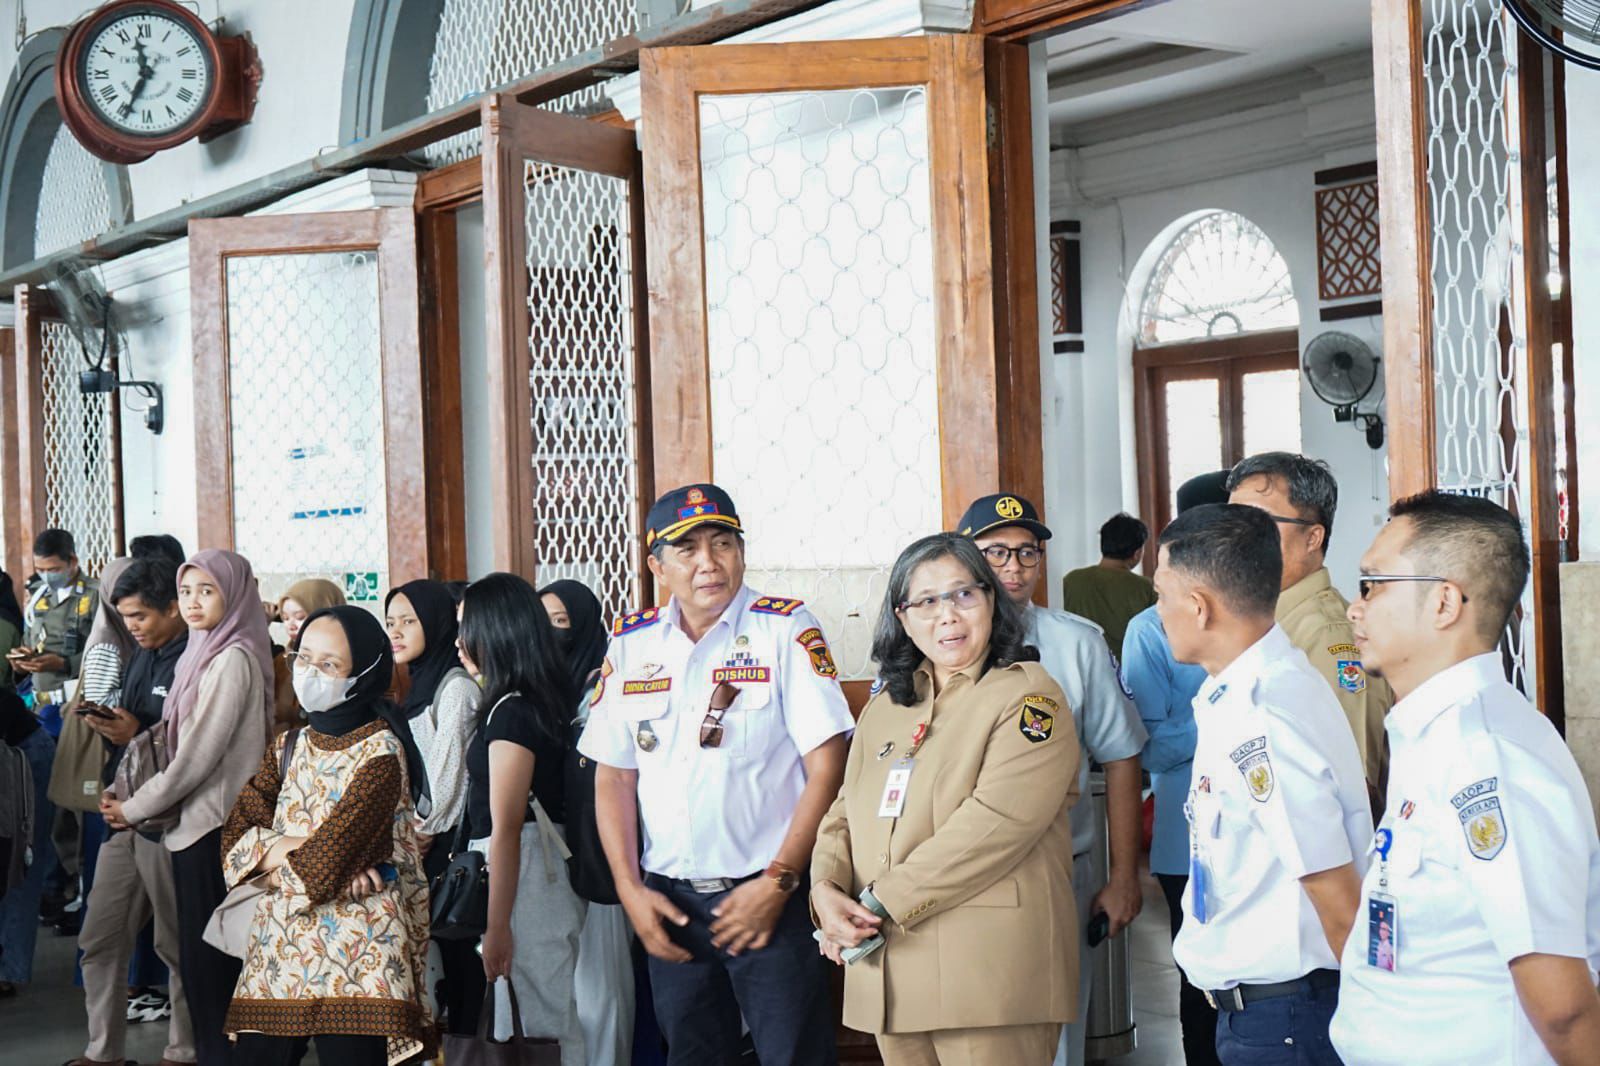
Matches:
[878,757,915,818]
[1367,892,1398,971]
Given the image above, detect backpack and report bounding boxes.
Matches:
[563,675,622,905]
[0,740,35,896]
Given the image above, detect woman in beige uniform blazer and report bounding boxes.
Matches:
[812,532,1081,1066]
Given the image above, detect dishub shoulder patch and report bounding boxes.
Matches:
[749,596,804,617]
[613,608,662,636]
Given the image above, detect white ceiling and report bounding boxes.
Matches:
[1046,0,1375,138]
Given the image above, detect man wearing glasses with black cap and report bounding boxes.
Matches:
[580,483,854,1066]
[959,493,1148,1066]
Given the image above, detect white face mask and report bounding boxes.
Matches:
[292,662,355,713]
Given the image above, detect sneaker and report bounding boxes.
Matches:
[127,989,170,1024]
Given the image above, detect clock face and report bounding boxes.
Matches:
[76,9,214,137]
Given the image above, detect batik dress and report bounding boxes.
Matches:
[220,719,434,1064]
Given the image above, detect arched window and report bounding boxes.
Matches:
[34,124,117,257]
[1138,210,1297,344]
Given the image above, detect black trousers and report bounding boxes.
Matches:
[171,828,244,1066]
[233,1032,388,1066]
[1157,872,1223,1066]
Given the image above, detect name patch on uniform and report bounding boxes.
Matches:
[749,597,803,617]
[1019,694,1057,743]
[712,666,770,684]
[1336,659,1367,693]
[1453,778,1507,860]
[622,678,671,696]
[613,609,661,636]
[796,627,838,679]
[1229,736,1274,802]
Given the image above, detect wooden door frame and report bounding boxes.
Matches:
[479,93,654,588]
[640,34,1038,533]
[0,322,20,600]
[188,209,429,585]
[1133,328,1299,537]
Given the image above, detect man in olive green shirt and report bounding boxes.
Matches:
[1061,513,1156,654]
[13,528,99,722]
[1227,453,1392,796]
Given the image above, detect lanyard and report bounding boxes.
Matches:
[1374,826,1393,892]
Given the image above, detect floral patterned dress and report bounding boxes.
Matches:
[221,719,434,1064]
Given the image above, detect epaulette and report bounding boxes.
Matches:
[612,608,662,636]
[748,596,804,617]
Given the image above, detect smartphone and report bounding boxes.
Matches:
[76,703,117,720]
[1087,911,1111,948]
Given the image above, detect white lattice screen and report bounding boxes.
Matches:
[422,0,640,165]
[39,320,119,577]
[700,87,941,679]
[1138,211,1298,343]
[34,126,116,258]
[1422,0,1537,693]
[224,252,389,606]
[524,162,642,623]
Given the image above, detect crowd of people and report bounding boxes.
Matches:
[0,450,1595,1066]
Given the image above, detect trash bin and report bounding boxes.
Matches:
[1084,771,1136,1061]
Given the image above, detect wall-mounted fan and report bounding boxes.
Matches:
[47,259,164,434]
[1505,0,1600,71]
[1303,330,1384,450]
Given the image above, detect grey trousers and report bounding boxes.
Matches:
[80,829,194,1063]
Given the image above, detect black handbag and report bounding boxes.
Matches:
[429,817,488,941]
[442,983,559,1065]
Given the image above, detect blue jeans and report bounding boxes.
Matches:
[0,728,58,983]
[1214,977,1342,1066]
[643,873,835,1066]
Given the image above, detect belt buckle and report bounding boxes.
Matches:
[688,878,731,894]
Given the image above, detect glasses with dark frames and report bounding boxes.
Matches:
[979,544,1042,568]
[1265,514,1319,528]
[699,681,741,749]
[1356,574,1468,603]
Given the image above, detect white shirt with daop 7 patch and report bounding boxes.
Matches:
[1330,653,1600,1066]
[577,584,854,881]
[1172,625,1372,991]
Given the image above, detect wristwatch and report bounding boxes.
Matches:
[764,861,801,894]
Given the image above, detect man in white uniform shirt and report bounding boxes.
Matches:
[581,484,855,1066]
[958,493,1148,1066]
[1331,491,1600,1065]
[1156,504,1371,1065]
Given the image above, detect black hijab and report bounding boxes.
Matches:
[298,606,394,737]
[0,573,22,633]
[0,686,36,746]
[300,604,431,813]
[386,580,461,721]
[538,580,607,696]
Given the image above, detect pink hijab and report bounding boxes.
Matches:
[164,549,275,747]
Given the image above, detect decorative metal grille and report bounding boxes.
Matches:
[1139,211,1297,344]
[1422,0,1535,691]
[39,320,118,576]
[224,252,389,606]
[422,0,640,165]
[1314,179,1381,301]
[34,126,116,258]
[700,87,941,679]
[525,162,642,623]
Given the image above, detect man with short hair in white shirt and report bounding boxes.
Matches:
[959,493,1148,1066]
[1330,491,1600,1065]
[580,483,854,1066]
[1156,503,1371,1066]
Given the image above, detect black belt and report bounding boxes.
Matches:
[1205,968,1339,1013]
[646,871,760,895]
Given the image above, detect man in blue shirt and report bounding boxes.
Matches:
[1120,470,1228,1066]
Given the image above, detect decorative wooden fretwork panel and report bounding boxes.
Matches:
[1315,178,1381,302]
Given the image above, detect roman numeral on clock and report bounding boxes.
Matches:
[177,87,194,103]
[98,85,117,102]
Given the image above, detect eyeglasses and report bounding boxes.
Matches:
[896,583,989,619]
[979,545,1042,568]
[699,681,740,749]
[1266,514,1319,528]
[1356,575,1468,603]
[287,650,346,678]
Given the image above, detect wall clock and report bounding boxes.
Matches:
[54,0,261,165]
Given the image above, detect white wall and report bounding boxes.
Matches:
[1041,68,1388,598]
[0,0,360,224]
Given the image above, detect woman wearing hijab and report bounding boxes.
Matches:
[540,579,636,1066]
[270,578,346,735]
[460,573,586,1066]
[219,605,432,1066]
[385,578,481,1034]
[102,549,274,1066]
